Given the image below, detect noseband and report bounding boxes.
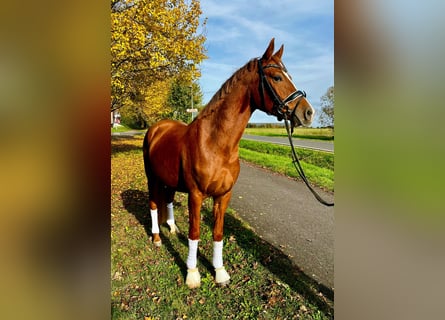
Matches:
[257,59,306,121]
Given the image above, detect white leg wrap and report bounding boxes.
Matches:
[150,209,159,234]
[166,202,177,234]
[212,240,224,269]
[166,202,174,221]
[186,239,199,269]
[213,240,230,285]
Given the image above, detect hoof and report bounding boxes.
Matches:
[168,223,179,234]
[152,234,162,247]
[185,268,201,289]
[217,279,230,287]
[215,267,230,286]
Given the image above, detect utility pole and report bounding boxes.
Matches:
[186,84,198,122]
[190,85,194,122]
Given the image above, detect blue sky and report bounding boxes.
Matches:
[197,0,333,126]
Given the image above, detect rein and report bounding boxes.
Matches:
[257,58,334,207]
[283,115,334,206]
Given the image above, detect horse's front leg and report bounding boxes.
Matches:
[212,191,232,286]
[185,191,203,289]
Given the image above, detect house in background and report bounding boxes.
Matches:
[111,110,121,128]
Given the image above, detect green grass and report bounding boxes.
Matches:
[111,136,333,320]
[239,139,334,192]
[111,123,133,133]
[244,127,334,141]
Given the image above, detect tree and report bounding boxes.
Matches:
[111,0,207,123]
[119,79,172,128]
[319,86,334,127]
[166,80,203,123]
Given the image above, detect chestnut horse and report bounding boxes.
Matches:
[143,39,314,288]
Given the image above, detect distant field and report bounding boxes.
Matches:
[244,127,334,141]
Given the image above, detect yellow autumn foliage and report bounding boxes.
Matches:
[111,0,206,125]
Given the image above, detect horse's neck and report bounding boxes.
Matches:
[194,83,253,150]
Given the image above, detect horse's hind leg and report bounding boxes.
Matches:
[148,182,162,247]
[149,204,162,247]
[165,188,178,234]
[149,205,162,246]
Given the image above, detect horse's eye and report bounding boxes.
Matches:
[272,75,282,82]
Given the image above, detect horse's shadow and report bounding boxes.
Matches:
[120,189,213,281]
[120,189,333,317]
[120,189,150,234]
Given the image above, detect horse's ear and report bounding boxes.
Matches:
[262,38,275,60]
[273,44,284,59]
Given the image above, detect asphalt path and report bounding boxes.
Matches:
[242,134,334,152]
[230,161,334,290]
[112,131,334,153]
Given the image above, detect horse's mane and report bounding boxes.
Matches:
[196,59,257,120]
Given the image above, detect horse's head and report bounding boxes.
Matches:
[255,38,315,127]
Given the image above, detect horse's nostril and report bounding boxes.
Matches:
[306,109,313,117]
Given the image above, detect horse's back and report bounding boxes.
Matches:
[146,119,186,140]
[145,119,187,150]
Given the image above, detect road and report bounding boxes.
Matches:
[112,131,334,153]
[230,161,334,290]
[242,134,334,152]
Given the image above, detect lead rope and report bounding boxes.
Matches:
[283,116,334,207]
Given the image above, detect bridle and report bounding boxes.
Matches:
[256,58,334,207]
[257,58,307,121]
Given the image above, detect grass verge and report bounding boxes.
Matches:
[111,123,133,133]
[239,139,334,192]
[111,136,333,319]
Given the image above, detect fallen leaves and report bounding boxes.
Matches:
[112,271,123,281]
[299,305,308,312]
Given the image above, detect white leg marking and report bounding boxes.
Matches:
[215,267,230,286]
[185,268,201,289]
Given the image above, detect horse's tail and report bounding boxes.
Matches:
[142,129,151,186]
[143,129,168,225]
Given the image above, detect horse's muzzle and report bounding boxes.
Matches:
[289,98,314,128]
